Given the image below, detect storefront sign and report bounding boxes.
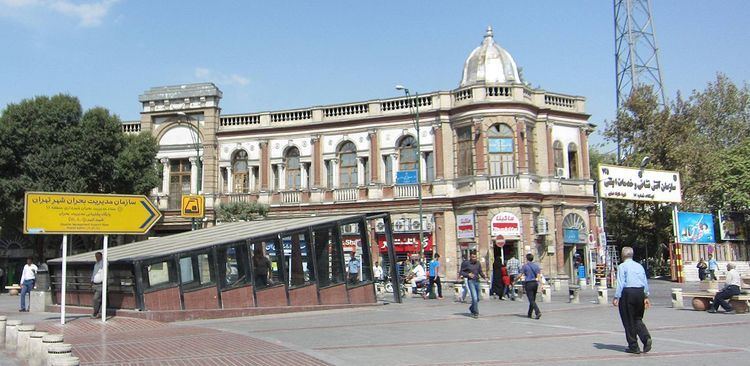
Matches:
[491,212,520,237]
[377,233,433,253]
[676,211,716,244]
[456,214,475,239]
[718,210,747,241]
[564,228,581,244]
[597,164,682,203]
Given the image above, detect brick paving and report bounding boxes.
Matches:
[30,317,330,366]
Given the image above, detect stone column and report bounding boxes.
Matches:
[368,131,379,183]
[260,140,269,191]
[516,118,527,174]
[390,153,398,184]
[580,128,591,179]
[331,158,339,188]
[419,152,427,182]
[476,209,490,272]
[357,157,365,186]
[474,119,486,176]
[278,163,286,191]
[433,124,444,180]
[249,166,257,192]
[554,205,565,277]
[189,156,199,194]
[311,136,322,188]
[161,158,170,195]
[301,163,308,189]
[546,122,555,175]
[225,166,232,194]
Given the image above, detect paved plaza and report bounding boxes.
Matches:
[1,280,748,365]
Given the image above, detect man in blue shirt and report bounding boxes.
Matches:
[613,246,652,354]
[707,254,718,280]
[518,253,542,319]
[428,254,442,299]
[347,252,361,284]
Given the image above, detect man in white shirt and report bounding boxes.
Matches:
[708,262,742,314]
[373,262,384,281]
[91,252,106,318]
[19,257,38,312]
[410,261,427,295]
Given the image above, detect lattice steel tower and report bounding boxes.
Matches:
[613,0,667,161]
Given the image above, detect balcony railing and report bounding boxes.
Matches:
[395,184,420,198]
[334,188,358,202]
[280,191,301,204]
[489,175,518,191]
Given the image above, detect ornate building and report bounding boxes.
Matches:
[126,27,597,282]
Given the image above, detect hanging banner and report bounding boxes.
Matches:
[491,212,521,237]
[456,214,475,239]
[676,211,716,244]
[718,211,747,241]
[377,233,433,254]
[597,164,682,203]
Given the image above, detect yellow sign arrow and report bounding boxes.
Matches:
[24,192,162,235]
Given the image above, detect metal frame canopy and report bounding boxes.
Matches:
[49,214,367,265]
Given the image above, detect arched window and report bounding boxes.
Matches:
[398,136,418,174]
[338,142,358,188]
[488,124,515,175]
[284,147,301,189]
[562,213,587,244]
[232,150,248,193]
[553,141,564,174]
[567,143,579,179]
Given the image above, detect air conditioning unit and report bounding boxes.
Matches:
[394,219,407,232]
[411,220,422,231]
[536,218,549,235]
[555,167,566,178]
[376,222,385,232]
[342,224,357,234]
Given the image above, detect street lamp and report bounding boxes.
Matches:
[395,85,426,260]
[177,112,202,230]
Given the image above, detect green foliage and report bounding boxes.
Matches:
[216,201,270,222]
[0,95,159,233]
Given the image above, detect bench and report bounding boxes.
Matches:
[682,291,750,313]
[5,285,22,296]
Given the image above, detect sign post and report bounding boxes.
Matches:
[495,235,506,263]
[24,192,161,324]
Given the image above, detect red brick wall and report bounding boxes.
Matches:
[183,286,220,310]
[108,293,136,309]
[347,283,376,304]
[221,285,255,308]
[144,287,181,311]
[319,283,348,305]
[289,284,318,306]
[255,285,288,307]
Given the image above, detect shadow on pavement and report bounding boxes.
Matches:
[593,342,627,352]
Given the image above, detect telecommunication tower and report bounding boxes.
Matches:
[613,0,667,162]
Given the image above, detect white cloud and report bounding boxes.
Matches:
[194,67,250,87]
[0,0,119,27]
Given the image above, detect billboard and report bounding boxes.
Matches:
[676,211,716,244]
[597,164,681,203]
[456,214,475,239]
[718,211,747,241]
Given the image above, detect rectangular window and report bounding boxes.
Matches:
[145,260,173,288]
[283,232,315,288]
[272,165,279,190]
[363,158,370,185]
[457,127,474,177]
[313,226,345,287]
[179,253,214,289]
[425,152,435,182]
[383,155,393,185]
[526,127,536,174]
[250,239,284,288]
[220,244,247,289]
[325,160,333,189]
[252,166,259,191]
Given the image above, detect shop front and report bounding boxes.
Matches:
[490,212,522,263]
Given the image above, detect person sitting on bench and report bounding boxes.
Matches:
[708,262,741,314]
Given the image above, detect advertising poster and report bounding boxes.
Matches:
[676,211,716,244]
[491,212,521,237]
[456,214,475,239]
[718,211,747,241]
[597,164,682,203]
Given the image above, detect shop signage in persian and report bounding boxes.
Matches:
[456,214,475,239]
[377,233,433,253]
[718,210,747,241]
[597,164,682,203]
[676,211,716,244]
[491,212,520,237]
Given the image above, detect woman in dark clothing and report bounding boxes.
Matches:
[490,258,504,299]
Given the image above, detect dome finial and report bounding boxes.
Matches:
[485,26,493,39]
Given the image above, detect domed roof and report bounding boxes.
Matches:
[460,26,521,87]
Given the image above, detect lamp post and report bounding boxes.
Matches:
[177,112,202,230]
[638,156,651,276]
[395,85,426,260]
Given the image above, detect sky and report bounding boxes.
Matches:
[1,0,748,150]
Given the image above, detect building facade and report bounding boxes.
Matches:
[126,27,597,282]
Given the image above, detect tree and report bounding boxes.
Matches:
[0,95,160,241]
[216,201,270,223]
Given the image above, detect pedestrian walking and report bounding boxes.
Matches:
[428,254,443,299]
[708,254,718,280]
[490,258,503,299]
[501,263,511,300]
[460,252,487,318]
[517,253,542,319]
[506,254,520,300]
[91,252,106,318]
[613,246,652,354]
[708,263,741,314]
[19,257,37,312]
[252,246,272,287]
[696,258,708,281]
[373,261,384,281]
[347,252,361,284]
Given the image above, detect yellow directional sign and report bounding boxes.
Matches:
[24,192,162,235]
[181,195,205,218]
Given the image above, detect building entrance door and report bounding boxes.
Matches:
[169,159,192,210]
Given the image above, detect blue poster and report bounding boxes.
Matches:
[396,170,418,185]
[677,212,715,244]
[488,138,514,153]
[564,228,580,243]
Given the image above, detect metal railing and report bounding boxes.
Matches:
[489,175,519,190]
[334,188,358,202]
